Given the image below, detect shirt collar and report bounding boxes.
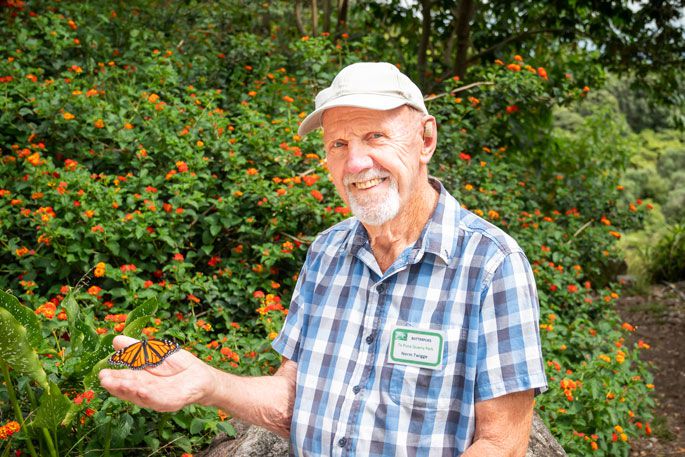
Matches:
[341,177,460,265]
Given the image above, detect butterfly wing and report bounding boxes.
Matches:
[109,340,145,368]
[109,339,179,369]
[143,339,180,368]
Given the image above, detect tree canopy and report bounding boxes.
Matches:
[287,0,684,118]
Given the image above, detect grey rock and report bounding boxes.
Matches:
[200,412,566,457]
[198,420,289,457]
[526,412,568,457]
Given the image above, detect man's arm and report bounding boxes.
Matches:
[462,389,535,457]
[204,357,296,437]
[99,335,296,438]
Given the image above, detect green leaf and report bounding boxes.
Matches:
[83,355,112,389]
[62,294,80,334]
[123,316,152,338]
[0,290,42,348]
[0,308,48,389]
[190,417,208,434]
[110,413,134,444]
[135,226,145,239]
[217,421,236,436]
[108,287,128,298]
[80,319,100,351]
[125,297,158,327]
[143,435,160,452]
[174,436,193,452]
[107,241,120,256]
[32,382,71,430]
[160,235,177,248]
[71,319,100,367]
[60,402,81,428]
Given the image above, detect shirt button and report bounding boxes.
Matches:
[338,437,347,447]
[365,334,374,344]
[377,283,386,293]
[352,385,361,394]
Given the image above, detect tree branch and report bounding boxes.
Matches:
[423,81,495,101]
[467,28,571,64]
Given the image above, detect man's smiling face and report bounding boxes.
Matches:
[322,105,428,227]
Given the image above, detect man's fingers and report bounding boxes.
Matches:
[99,368,147,387]
[99,368,185,411]
[99,369,152,406]
[112,334,139,350]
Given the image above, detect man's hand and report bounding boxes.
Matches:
[463,389,535,457]
[99,335,219,412]
[99,335,297,438]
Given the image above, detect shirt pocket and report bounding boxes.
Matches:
[386,325,468,410]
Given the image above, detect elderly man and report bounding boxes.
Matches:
[100,62,547,456]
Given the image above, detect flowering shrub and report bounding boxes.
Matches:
[0,2,654,456]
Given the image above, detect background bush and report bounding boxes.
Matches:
[619,129,685,283]
[0,2,658,456]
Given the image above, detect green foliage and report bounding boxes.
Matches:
[0,306,48,389]
[354,0,684,107]
[647,224,685,282]
[606,76,679,132]
[0,2,659,456]
[618,128,685,281]
[623,129,685,222]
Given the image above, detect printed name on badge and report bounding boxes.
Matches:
[388,326,444,369]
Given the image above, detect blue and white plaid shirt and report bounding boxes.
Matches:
[272,178,547,456]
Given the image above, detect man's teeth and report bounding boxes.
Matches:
[354,178,384,190]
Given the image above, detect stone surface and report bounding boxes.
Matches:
[198,420,289,457]
[526,412,568,457]
[200,412,566,456]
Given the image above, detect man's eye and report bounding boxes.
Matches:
[370,133,384,139]
[332,141,346,148]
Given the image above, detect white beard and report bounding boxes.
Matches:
[344,169,400,226]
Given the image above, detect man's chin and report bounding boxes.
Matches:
[350,203,400,226]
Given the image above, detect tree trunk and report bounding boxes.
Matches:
[336,0,349,34]
[442,4,460,71]
[311,0,318,36]
[417,0,432,88]
[295,0,306,36]
[453,0,476,79]
[261,0,272,34]
[322,0,332,33]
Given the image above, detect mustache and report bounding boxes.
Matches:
[343,168,390,186]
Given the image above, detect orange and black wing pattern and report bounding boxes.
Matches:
[109,338,179,370]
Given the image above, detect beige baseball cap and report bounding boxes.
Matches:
[298,62,428,136]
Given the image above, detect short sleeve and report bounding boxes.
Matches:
[271,261,309,363]
[475,251,548,401]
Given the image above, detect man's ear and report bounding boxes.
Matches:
[420,117,437,164]
[423,123,434,139]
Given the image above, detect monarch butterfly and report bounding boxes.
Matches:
[109,338,179,370]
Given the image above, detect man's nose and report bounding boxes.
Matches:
[345,142,374,175]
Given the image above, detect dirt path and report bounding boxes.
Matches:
[617,281,685,456]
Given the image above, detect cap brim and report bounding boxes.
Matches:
[297,94,415,136]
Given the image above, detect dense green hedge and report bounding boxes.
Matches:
[1,2,655,456]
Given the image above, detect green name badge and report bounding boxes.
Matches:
[388,326,444,370]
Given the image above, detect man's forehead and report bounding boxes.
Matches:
[321,105,417,130]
